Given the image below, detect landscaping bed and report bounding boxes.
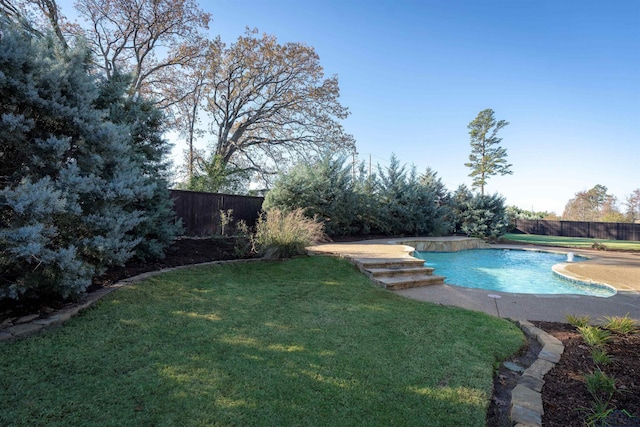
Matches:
[534,321,640,427]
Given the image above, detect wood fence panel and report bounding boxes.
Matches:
[170,190,264,236]
[617,222,640,241]
[514,219,640,241]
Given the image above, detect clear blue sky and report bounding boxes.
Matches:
[60,0,640,215]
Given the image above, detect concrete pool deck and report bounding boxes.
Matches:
[307,237,640,323]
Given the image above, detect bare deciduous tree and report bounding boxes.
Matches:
[1,0,68,47]
[170,39,221,181]
[74,0,211,105]
[202,29,355,188]
[562,184,624,222]
[624,188,640,223]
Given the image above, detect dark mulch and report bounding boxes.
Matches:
[533,321,640,427]
[487,321,640,427]
[3,237,639,427]
[89,237,248,289]
[1,237,248,324]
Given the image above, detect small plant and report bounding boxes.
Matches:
[582,400,615,427]
[219,209,234,236]
[254,208,327,259]
[601,314,637,335]
[578,325,611,348]
[584,369,617,401]
[233,220,254,258]
[591,241,607,251]
[591,347,613,366]
[566,313,591,328]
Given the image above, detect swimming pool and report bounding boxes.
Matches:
[413,249,616,297]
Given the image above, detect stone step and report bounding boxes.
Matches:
[366,266,435,278]
[355,257,426,270]
[376,274,445,290]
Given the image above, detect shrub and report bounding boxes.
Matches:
[254,209,327,259]
[0,21,178,302]
[578,326,611,348]
[263,155,364,237]
[450,187,509,239]
[566,313,591,328]
[264,154,451,238]
[233,221,254,258]
[601,314,637,335]
[584,369,616,401]
[591,242,607,251]
[591,347,613,366]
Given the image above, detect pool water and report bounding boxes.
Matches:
[414,249,616,297]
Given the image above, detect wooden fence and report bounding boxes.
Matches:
[514,219,640,241]
[170,190,264,237]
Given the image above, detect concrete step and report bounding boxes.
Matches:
[355,257,426,270]
[375,274,445,290]
[366,266,435,278]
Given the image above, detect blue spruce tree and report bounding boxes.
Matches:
[0,19,177,302]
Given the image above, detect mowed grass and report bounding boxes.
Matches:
[502,233,640,251]
[0,257,524,427]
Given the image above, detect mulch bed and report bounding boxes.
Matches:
[89,237,248,289]
[533,321,640,427]
[1,237,249,323]
[487,320,640,427]
[2,237,639,426]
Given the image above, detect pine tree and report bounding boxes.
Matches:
[0,20,172,301]
[465,109,512,195]
[95,72,182,259]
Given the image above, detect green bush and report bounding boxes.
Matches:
[264,154,451,238]
[601,314,637,335]
[451,186,509,239]
[584,369,616,401]
[578,326,611,348]
[254,209,327,259]
[375,156,449,236]
[0,21,178,302]
[566,313,591,328]
[263,155,365,236]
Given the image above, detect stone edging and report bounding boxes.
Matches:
[510,320,565,427]
[0,258,264,342]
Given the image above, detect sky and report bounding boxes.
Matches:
[57,0,640,215]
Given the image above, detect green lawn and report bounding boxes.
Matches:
[0,257,524,427]
[502,233,640,251]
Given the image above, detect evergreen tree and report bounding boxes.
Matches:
[95,72,182,259]
[450,186,509,239]
[0,20,177,301]
[264,154,451,238]
[420,167,453,234]
[377,155,445,236]
[465,109,512,195]
[376,155,409,235]
[263,155,361,236]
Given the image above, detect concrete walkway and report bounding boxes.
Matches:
[307,238,640,323]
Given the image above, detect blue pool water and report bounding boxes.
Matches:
[414,249,616,297]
